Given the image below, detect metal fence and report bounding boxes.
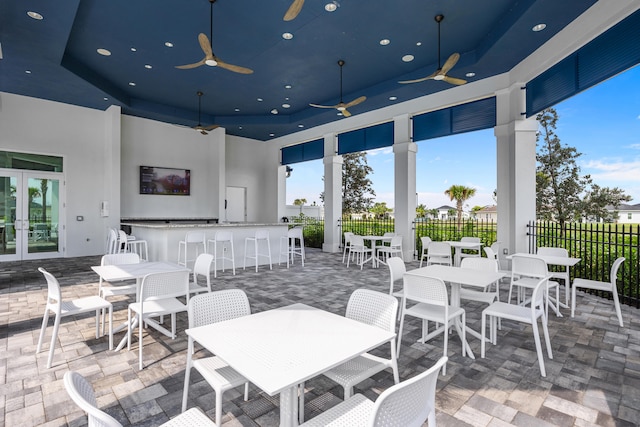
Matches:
[527,221,640,308]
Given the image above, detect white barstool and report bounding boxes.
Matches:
[244,229,272,272]
[178,231,206,269]
[207,230,236,277]
[279,227,305,268]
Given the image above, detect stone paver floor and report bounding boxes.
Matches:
[1,249,639,426]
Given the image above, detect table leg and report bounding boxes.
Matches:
[279,386,299,427]
[450,284,475,359]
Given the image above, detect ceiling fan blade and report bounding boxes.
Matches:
[440,52,460,75]
[198,33,214,59]
[214,57,254,74]
[399,69,439,84]
[284,0,304,21]
[200,129,209,135]
[309,103,338,109]
[442,76,467,85]
[341,108,352,118]
[343,96,366,109]
[175,58,206,69]
[202,124,220,131]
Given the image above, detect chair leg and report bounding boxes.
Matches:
[182,340,194,412]
[571,286,577,318]
[480,312,487,358]
[47,313,62,369]
[36,308,50,353]
[215,386,223,427]
[139,314,144,370]
[612,292,624,327]
[298,382,305,424]
[530,318,546,377]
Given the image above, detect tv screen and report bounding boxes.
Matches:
[140,166,190,195]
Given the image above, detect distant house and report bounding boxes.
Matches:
[474,205,497,222]
[612,203,640,224]
[436,205,457,220]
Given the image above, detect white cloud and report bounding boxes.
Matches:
[627,143,640,150]
[368,147,392,156]
[582,158,640,181]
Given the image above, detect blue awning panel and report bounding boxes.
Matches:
[281,138,324,165]
[413,97,496,141]
[338,121,394,155]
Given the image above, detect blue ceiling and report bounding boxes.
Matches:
[0,0,598,141]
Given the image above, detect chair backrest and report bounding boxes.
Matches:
[254,229,269,240]
[383,232,396,238]
[188,289,251,328]
[344,231,354,245]
[288,227,303,239]
[39,267,62,307]
[140,270,190,301]
[387,257,406,295]
[346,288,398,333]
[117,230,129,253]
[460,256,498,272]
[403,274,449,307]
[369,356,448,427]
[420,236,432,252]
[106,228,119,254]
[511,255,549,279]
[193,253,214,285]
[427,241,451,257]
[537,247,568,258]
[64,371,123,427]
[389,235,402,247]
[608,257,626,291]
[214,230,233,242]
[351,235,365,248]
[490,241,500,254]
[101,253,141,266]
[483,246,497,260]
[185,231,206,244]
[461,236,481,243]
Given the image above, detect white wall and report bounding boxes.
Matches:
[0,92,115,257]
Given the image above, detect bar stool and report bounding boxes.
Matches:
[178,231,206,269]
[207,230,236,277]
[244,229,272,272]
[117,229,149,261]
[279,227,305,268]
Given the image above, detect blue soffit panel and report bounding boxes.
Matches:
[338,122,394,155]
[281,138,324,165]
[413,97,496,142]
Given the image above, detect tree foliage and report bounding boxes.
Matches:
[321,152,376,215]
[536,108,630,226]
[416,203,427,218]
[371,202,392,218]
[444,185,476,230]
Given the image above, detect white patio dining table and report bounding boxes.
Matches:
[186,303,395,427]
[404,264,506,358]
[445,240,483,266]
[91,261,189,350]
[362,235,393,268]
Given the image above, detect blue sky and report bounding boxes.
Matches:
[286,65,640,209]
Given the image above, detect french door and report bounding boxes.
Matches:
[0,169,64,261]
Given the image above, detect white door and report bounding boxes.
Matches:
[226,186,246,222]
[0,169,64,261]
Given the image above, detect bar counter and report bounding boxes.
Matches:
[122,220,290,267]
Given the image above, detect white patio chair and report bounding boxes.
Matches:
[346,235,372,269]
[128,270,189,369]
[425,241,452,266]
[98,252,141,331]
[457,236,481,265]
[301,356,447,427]
[459,257,501,331]
[37,268,113,369]
[321,289,400,400]
[64,371,216,427]
[188,253,214,302]
[106,228,119,254]
[178,231,206,269]
[418,236,432,267]
[376,234,403,266]
[208,230,236,277]
[537,247,570,306]
[481,274,553,377]
[182,289,251,426]
[387,256,406,298]
[397,274,465,375]
[342,231,354,263]
[244,229,272,272]
[507,255,561,318]
[572,257,625,327]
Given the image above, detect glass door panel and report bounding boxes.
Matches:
[26,176,61,256]
[0,173,18,258]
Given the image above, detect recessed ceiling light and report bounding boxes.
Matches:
[337,112,343,116]
[285,84,292,89]
[27,11,43,20]
[239,126,243,129]
[234,108,240,112]
[144,64,152,69]
[379,39,390,46]
[282,104,291,108]
[103,97,109,101]
[298,124,304,128]
[389,96,397,101]
[164,42,174,47]
[25,70,32,74]
[129,82,136,86]
[416,42,422,46]
[325,2,338,12]
[282,32,294,40]
[270,133,275,137]
[130,47,137,52]
[257,98,263,102]
[271,109,279,114]
[532,23,546,32]
[465,72,476,77]
[402,54,414,62]
[97,48,111,56]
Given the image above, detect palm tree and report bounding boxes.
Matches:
[293,198,307,214]
[444,185,476,231]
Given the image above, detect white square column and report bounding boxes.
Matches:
[322,134,343,253]
[393,114,417,260]
[495,85,538,259]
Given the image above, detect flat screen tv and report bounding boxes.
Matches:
[140,166,190,195]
